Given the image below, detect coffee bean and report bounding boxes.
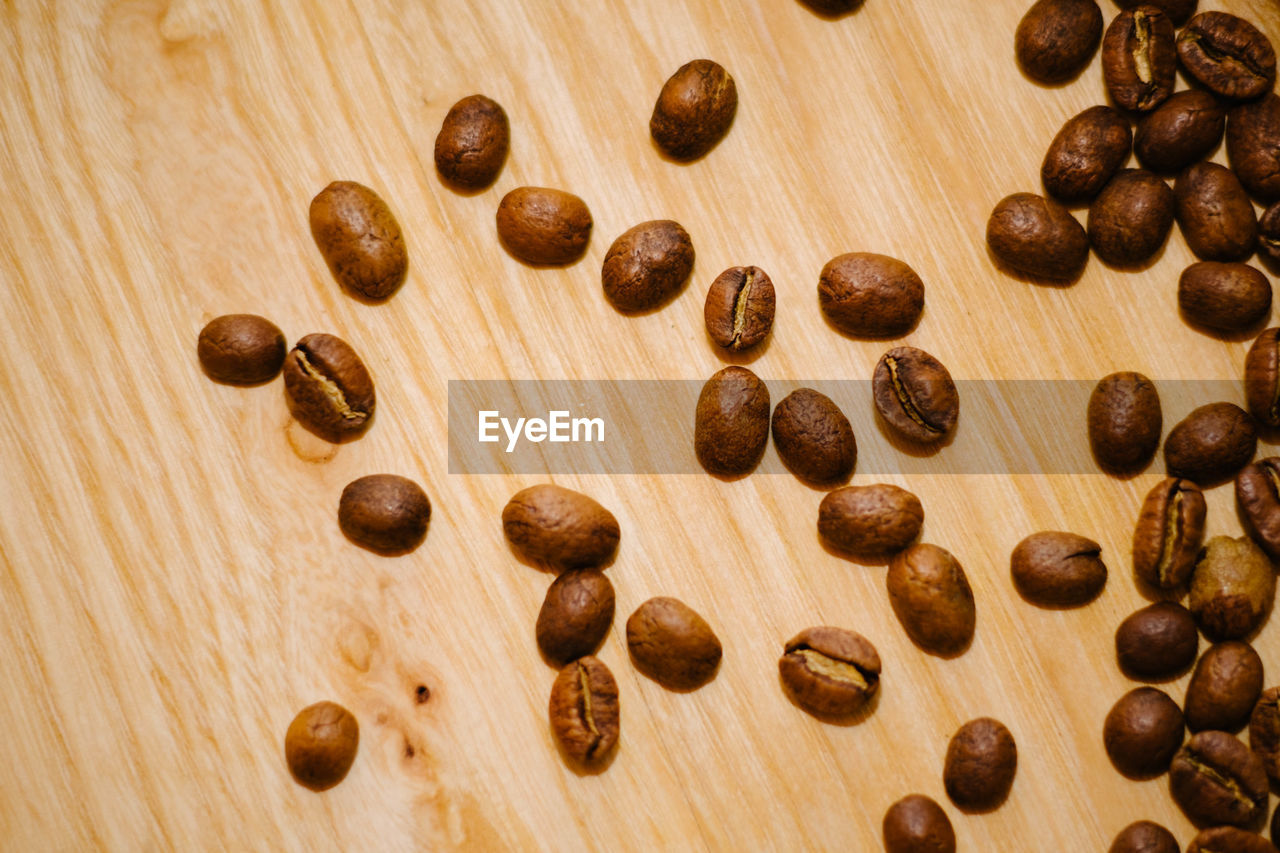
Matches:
[1108,820,1179,853]
[536,569,615,665]
[704,266,775,351]
[797,0,862,13]
[872,346,959,444]
[1175,162,1258,262]
[882,794,955,853]
[778,626,880,718]
[1246,329,1280,428]
[433,94,509,190]
[817,252,925,338]
[501,484,620,572]
[1187,827,1279,853]
[1258,203,1280,264]
[1115,601,1199,677]
[1102,7,1177,112]
[1189,535,1275,641]
[626,597,722,689]
[817,484,923,559]
[197,314,286,384]
[1010,530,1107,607]
[1249,687,1280,782]
[1177,12,1276,102]
[1227,94,1280,203]
[1088,169,1175,266]
[1135,90,1226,174]
[1041,105,1133,203]
[548,656,619,767]
[1179,262,1272,333]
[1087,371,1162,471]
[943,717,1017,812]
[1237,458,1280,560]
[282,333,376,444]
[1165,402,1257,485]
[1170,729,1268,828]
[284,701,359,791]
[1110,0,1195,27]
[1132,477,1207,589]
[338,474,431,555]
[495,187,592,265]
[1184,641,1263,733]
[694,366,770,476]
[1015,0,1103,83]
[649,59,737,161]
[601,220,695,312]
[309,181,407,301]
[771,388,856,485]
[1103,687,1185,778]
[887,543,975,656]
[986,192,1089,280]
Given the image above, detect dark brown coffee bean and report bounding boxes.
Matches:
[309,181,407,301]
[433,94,509,190]
[649,59,737,161]
[1132,477,1206,589]
[501,484,620,572]
[1190,535,1275,641]
[1010,530,1107,607]
[872,347,959,444]
[1259,203,1280,263]
[495,187,592,266]
[943,717,1017,812]
[1041,105,1133,203]
[1249,687,1280,782]
[817,484,923,558]
[1175,162,1258,262]
[282,333,376,444]
[887,543,975,656]
[536,569,615,665]
[284,701,359,791]
[601,220,695,312]
[1246,329,1280,428]
[1134,90,1226,174]
[1015,0,1103,83]
[1107,820,1179,853]
[771,388,856,485]
[626,597,722,689]
[1165,402,1257,485]
[1184,641,1264,733]
[817,252,925,338]
[704,266,776,351]
[986,192,1089,279]
[1179,262,1272,332]
[1088,371,1162,471]
[338,474,431,555]
[1103,687,1185,778]
[778,626,880,718]
[1170,730,1268,828]
[197,314,286,384]
[1088,168,1175,266]
[1227,94,1280,204]
[694,366,770,476]
[1115,601,1199,677]
[797,0,862,13]
[1187,826,1279,853]
[1177,12,1277,102]
[548,656,619,767]
[1237,458,1280,560]
[1102,7,1177,113]
[882,794,955,853]
[1111,0,1195,27]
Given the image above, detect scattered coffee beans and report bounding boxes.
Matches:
[1115,601,1198,678]
[1102,687,1185,778]
[1178,262,1272,333]
[771,388,856,485]
[536,569,615,665]
[284,701,359,791]
[1259,203,1280,262]
[872,347,959,444]
[986,192,1089,280]
[1184,641,1263,733]
[818,252,925,338]
[694,366,770,476]
[704,266,776,351]
[1169,729,1268,827]
[601,220,695,312]
[1249,687,1280,782]
[1087,371,1162,471]
[887,543,976,656]
[1041,106,1132,204]
[197,314,286,384]
[495,187,592,265]
[1175,162,1258,262]
[1101,7,1176,112]
[501,484,620,572]
[1176,12,1276,102]
[943,717,1017,811]
[1227,94,1280,203]
[1014,0,1103,84]
[549,656,619,767]
[1010,530,1106,607]
[649,59,737,161]
[778,626,881,718]
[1187,827,1278,853]
[1237,458,1280,560]
[433,94,510,190]
[817,484,923,559]
[1107,821,1178,853]
[1164,402,1256,485]
[882,794,956,853]
[282,333,376,444]
[1131,477,1206,589]
[309,181,407,301]
[1087,169,1175,266]
[1246,329,1280,428]
[338,474,431,555]
[1134,90,1226,174]
[626,597,722,689]
[1189,535,1275,641]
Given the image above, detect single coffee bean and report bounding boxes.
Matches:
[1015,0,1103,83]
[433,94,509,190]
[536,569,615,665]
[887,543,975,656]
[817,483,923,559]
[872,347,959,444]
[495,187,592,266]
[626,597,722,689]
[1246,329,1280,428]
[1164,402,1257,485]
[1010,530,1107,607]
[1237,458,1280,560]
[649,59,737,160]
[1110,0,1195,26]
[548,656,619,767]
[817,252,925,338]
[1177,12,1276,102]
[309,181,407,301]
[601,220,695,312]
[694,366,770,476]
[1041,105,1133,203]
[1175,162,1258,262]
[501,484,620,572]
[1249,687,1280,782]
[1184,641,1263,733]
[1115,601,1199,677]
[1132,477,1206,589]
[1259,203,1280,263]
[282,333,376,444]
[797,0,862,13]
[986,192,1089,280]
[1088,169,1175,266]
[943,717,1017,811]
[778,626,880,718]
[338,474,431,555]
[1227,94,1280,203]
[284,701,359,791]
[704,266,776,351]
[1178,262,1272,333]
[882,794,956,853]
[1102,7,1177,113]
[1087,371,1162,471]
[197,314,286,384]
[1103,686,1185,778]
[1134,90,1226,174]
[1189,535,1275,641]
[1170,730,1268,828]
[1107,820,1179,853]
[1187,827,1279,853]
[771,388,856,485]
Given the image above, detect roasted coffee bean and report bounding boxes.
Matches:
[495,187,592,266]
[986,192,1089,279]
[1015,0,1103,83]
[1184,641,1263,733]
[1103,687,1185,778]
[601,220,695,312]
[1041,106,1133,203]
[1177,12,1276,102]
[1178,262,1272,333]
[1237,458,1280,560]
[627,597,722,689]
[1107,820,1179,853]
[1249,687,1280,782]
[1010,530,1107,607]
[501,484,620,572]
[284,701,359,791]
[1088,169,1175,266]
[872,347,959,444]
[197,314,286,384]
[694,366,770,476]
[797,0,862,13]
[309,182,407,302]
[433,94,509,190]
[1189,535,1275,641]
[1134,90,1226,174]
[1164,402,1256,485]
[1246,329,1280,428]
[1132,477,1207,589]
[282,333,376,444]
[338,474,431,555]
[882,794,956,853]
[548,656,619,767]
[1170,730,1268,828]
[1111,0,1195,26]
[817,484,923,558]
[649,59,737,160]
[1087,371,1162,471]
[1187,827,1279,853]
[943,717,1017,812]
[771,388,856,485]
[704,266,775,351]
[778,626,880,717]
[887,543,975,656]
[1227,94,1280,204]
[1260,203,1280,263]
[536,569,615,665]
[1102,7,1177,113]
[817,252,924,338]
[1175,162,1258,262]
[1115,601,1199,677]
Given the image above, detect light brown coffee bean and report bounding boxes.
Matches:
[1010,530,1107,607]
[1087,371,1162,472]
[548,656,619,767]
[433,94,509,190]
[649,59,737,160]
[704,266,775,351]
[282,333,376,444]
[872,346,959,444]
[338,474,431,555]
[882,794,956,853]
[1189,535,1275,641]
[770,388,856,485]
[309,181,407,301]
[536,569,615,665]
[495,187,592,265]
[778,626,881,718]
[1184,641,1263,733]
[1131,477,1206,589]
[284,701,359,791]
[694,366,770,476]
[197,314,286,384]
[501,484,620,572]
[626,597,722,689]
[943,717,1017,811]
[817,484,923,559]
[817,253,925,338]
[601,220,695,312]
[887,543,975,656]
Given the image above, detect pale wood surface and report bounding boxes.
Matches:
[4,0,1280,849]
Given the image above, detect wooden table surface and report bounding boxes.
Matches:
[4,0,1280,849]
